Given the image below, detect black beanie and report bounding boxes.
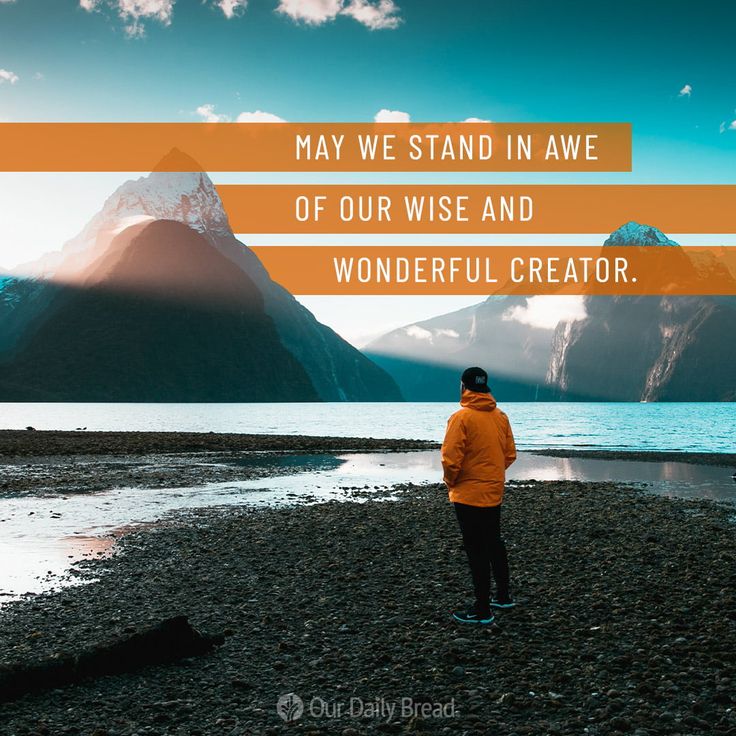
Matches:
[461,366,490,393]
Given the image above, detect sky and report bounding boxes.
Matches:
[1,0,735,344]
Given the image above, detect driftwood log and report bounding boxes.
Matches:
[0,616,224,704]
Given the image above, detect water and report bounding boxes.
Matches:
[0,402,734,602]
[1,402,735,452]
[1,450,734,601]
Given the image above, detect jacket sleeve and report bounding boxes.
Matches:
[504,417,517,468]
[441,412,467,487]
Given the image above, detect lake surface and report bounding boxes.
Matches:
[1,402,735,452]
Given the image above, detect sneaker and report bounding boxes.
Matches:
[452,608,495,625]
[490,596,517,609]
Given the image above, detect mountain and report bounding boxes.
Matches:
[602,221,679,247]
[0,220,319,401]
[4,153,401,402]
[367,221,735,402]
[365,295,558,401]
[547,222,736,401]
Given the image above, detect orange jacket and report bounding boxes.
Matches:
[441,389,517,507]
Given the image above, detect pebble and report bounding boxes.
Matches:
[0,471,734,735]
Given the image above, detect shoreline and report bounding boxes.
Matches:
[1,430,732,499]
[0,432,437,497]
[0,429,437,457]
[1,480,735,734]
[1,429,732,465]
[531,448,736,468]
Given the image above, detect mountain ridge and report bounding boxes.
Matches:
[5,163,401,402]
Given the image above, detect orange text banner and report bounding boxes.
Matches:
[248,245,736,295]
[0,123,631,172]
[218,184,736,234]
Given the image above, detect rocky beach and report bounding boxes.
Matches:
[0,431,437,497]
[0,432,735,735]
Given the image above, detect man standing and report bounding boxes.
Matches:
[442,367,517,624]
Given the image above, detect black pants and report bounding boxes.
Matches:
[454,502,510,612]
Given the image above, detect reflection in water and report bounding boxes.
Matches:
[0,451,733,601]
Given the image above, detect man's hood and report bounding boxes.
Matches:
[460,388,497,411]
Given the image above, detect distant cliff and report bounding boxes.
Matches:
[547,223,736,401]
[366,221,735,402]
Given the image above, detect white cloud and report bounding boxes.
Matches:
[404,325,432,341]
[341,0,400,29]
[32,71,44,80]
[214,0,247,18]
[503,296,586,330]
[196,106,286,123]
[276,0,400,29]
[403,325,459,342]
[195,103,230,122]
[374,108,410,122]
[80,0,400,33]
[80,0,175,36]
[730,120,736,131]
[276,0,341,24]
[0,68,19,84]
[678,84,692,97]
[236,110,286,122]
[373,113,490,123]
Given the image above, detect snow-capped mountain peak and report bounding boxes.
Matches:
[15,151,231,280]
[603,221,679,247]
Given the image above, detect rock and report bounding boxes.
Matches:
[0,616,224,704]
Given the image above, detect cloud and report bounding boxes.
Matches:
[678,84,692,98]
[213,0,247,18]
[341,0,400,29]
[276,0,400,29]
[80,0,400,34]
[33,71,44,80]
[463,117,491,123]
[196,105,286,123]
[404,325,432,341]
[503,296,586,330]
[236,110,286,122]
[276,0,341,24]
[80,0,175,37]
[374,108,410,122]
[403,325,459,342]
[196,103,230,122]
[0,68,19,84]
